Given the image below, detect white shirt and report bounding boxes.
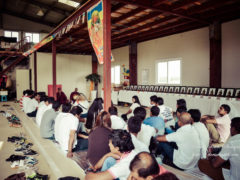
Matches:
[219,134,240,180]
[108,150,138,180]
[25,98,39,113]
[166,124,201,169]
[216,114,231,142]
[131,134,149,153]
[38,101,46,109]
[54,112,69,142]
[55,113,79,151]
[137,124,156,147]
[158,105,174,128]
[127,103,140,119]
[192,122,210,159]
[22,96,31,113]
[110,115,126,129]
[74,100,89,114]
[36,103,52,127]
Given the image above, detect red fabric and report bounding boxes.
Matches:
[57,92,67,104]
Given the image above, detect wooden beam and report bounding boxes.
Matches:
[129,41,137,85]
[2,10,56,27]
[209,22,221,88]
[34,52,37,92]
[52,40,57,99]
[103,0,112,111]
[115,0,208,24]
[0,56,25,75]
[92,53,98,74]
[41,1,58,21]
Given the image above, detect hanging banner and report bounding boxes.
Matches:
[23,34,56,57]
[87,1,114,64]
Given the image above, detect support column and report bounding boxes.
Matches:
[103,0,111,110]
[52,40,57,99]
[209,21,221,88]
[34,52,37,92]
[92,53,98,74]
[129,41,137,85]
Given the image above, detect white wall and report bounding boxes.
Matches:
[222,19,240,88]
[30,52,92,98]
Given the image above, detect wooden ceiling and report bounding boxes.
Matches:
[38,0,240,55]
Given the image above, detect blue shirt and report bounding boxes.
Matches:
[143,116,165,135]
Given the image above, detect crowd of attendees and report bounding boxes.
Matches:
[19,88,240,180]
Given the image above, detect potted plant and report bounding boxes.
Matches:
[85,73,101,98]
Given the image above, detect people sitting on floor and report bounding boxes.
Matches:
[55,105,88,157]
[108,106,126,130]
[172,106,187,132]
[143,106,165,136]
[188,109,210,159]
[70,88,80,104]
[40,101,60,140]
[56,87,68,105]
[128,116,149,152]
[36,97,54,127]
[85,98,103,130]
[19,90,27,111]
[122,95,141,121]
[203,104,231,143]
[153,172,179,180]
[156,112,201,170]
[150,95,158,107]
[85,130,137,180]
[74,94,89,119]
[198,117,240,180]
[157,97,175,129]
[87,111,112,167]
[128,152,168,180]
[134,107,156,147]
[25,93,40,117]
[22,90,34,113]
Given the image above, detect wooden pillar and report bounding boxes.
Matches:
[103,0,111,111]
[52,40,57,99]
[209,22,221,88]
[92,53,98,74]
[129,41,137,85]
[34,51,37,92]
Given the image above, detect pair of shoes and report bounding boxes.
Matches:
[8,136,25,143]
[4,172,25,180]
[24,149,38,156]
[6,155,26,162]
[27,172,48,180]
[10,160,25,169]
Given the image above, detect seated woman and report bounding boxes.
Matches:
[87,111,112,167]
[85,98,103,130]
[74,93,89,118]
[121,95,141,121]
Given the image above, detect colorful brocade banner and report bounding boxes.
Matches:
[87,0,114,64]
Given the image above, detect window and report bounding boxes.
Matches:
[4,30,19,41]
[25,33,40,43]
[156,59,181,84]
[111,65,120,84]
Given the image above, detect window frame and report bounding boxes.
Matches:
[111,65,121,85]
[24,32,40,43]
[155,58,182,85]
[4,30,19,41]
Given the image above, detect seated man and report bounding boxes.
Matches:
[70,88,80,104]
[128,152,168,180]
[143,106,165,135]
[128,116,149,153]
[156,112,201,170]
[36,97,54,127]
[55,106,88,157]
[149,95,158,107]
[188,109,210,159]
[204,104,231,143]
[40,101,60,140]
[108,106,126,130]
[134,107,156,147]
[176,99,187,109]
[199,117,240,180]
[22,90,34,113]
[25,93,40,117]
[85,130,137,180]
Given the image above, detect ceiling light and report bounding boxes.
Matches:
[58,0,80,8]
[37,9,44,16]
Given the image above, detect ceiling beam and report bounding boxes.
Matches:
[41,1,58,21]
[2,10,56,27]
[115,0,208,24]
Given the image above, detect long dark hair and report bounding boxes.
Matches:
[132,95,141,106]
[86,98,103,129]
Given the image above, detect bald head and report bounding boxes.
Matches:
[129,152,159,179]
[179,112,192,125]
